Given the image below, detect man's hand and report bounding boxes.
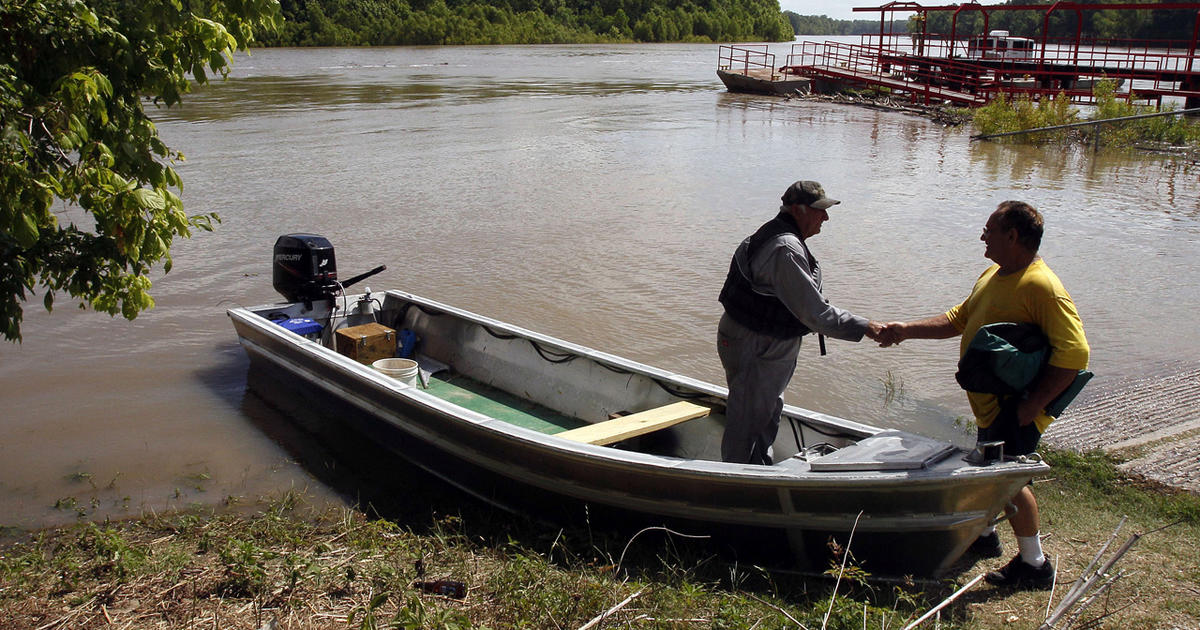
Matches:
[1016,398,1042,426]
[1016,365,1080,426]
[866,320,886,343]
[870,321,904,347]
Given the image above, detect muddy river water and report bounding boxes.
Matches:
[2,41,1198,529]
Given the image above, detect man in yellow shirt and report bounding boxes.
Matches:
[883,201,1089,589]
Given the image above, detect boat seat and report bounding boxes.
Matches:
[556,401,711,446]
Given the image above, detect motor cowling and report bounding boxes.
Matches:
[273,234,339,303]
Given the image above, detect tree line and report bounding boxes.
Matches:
[257,0,794,46]
[784,13,906,36]
[917,0,1199,42]
[787,1,1199,42]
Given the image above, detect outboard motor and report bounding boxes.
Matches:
[273,234,339,303]
[272,233,387,305]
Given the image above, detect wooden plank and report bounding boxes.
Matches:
[556,401,711,446]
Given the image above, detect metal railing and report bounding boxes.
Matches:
[785,40,994,105]
[717,45,776,77]
[784,33,1200,106]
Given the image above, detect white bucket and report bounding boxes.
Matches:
[372,358,419,387]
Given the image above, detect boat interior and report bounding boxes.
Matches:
[246,290,960,471]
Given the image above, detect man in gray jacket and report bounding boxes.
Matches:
[717,181,884,465]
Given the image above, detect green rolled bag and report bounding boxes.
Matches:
[955,322,1092,418]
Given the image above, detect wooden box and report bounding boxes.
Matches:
[335,323,396,364]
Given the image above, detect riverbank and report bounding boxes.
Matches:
[1045,362,1200,495]
[3,447,1197,629]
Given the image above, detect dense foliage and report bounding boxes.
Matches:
[916,0,1199,41]
[0,0,281,342]
[258,0,793,45]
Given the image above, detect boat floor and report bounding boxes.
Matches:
[423,374,588,435]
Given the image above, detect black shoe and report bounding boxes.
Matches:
[968,531,1003,558]
[985,554,1055,590]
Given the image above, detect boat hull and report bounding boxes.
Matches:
[229,290,1047,576]
[718,69,811,96]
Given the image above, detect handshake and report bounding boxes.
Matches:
[866,321,905,347]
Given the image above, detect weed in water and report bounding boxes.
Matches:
[66,471,96,489]
[972,91,1077,143]
[952,414,977,436]
[880,369,905,406]
[974,78,1200,149]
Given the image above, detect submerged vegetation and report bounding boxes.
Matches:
[2,448,1198,629]
[971,79,1200,149]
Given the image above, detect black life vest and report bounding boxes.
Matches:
[718,212,815,339]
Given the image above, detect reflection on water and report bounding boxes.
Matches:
[175,73,716,122]
[2,43,1198,530]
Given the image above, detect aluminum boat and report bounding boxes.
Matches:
[228,234,1047,576]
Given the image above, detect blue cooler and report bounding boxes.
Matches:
[277,317,323,340]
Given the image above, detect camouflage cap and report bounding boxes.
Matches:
[781,180,840,210]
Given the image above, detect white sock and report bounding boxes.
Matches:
[1017,533,1045,566]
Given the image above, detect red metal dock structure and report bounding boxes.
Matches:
[780,1,1200,108]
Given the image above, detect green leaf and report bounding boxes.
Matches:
[14,211,39,247]
[132,188,166,210]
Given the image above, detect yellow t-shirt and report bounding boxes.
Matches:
[945,259,1090,432]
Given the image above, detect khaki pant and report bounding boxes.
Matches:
[717,313,801,465]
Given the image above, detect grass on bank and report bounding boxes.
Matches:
[971,79,1200,148]
[1,448,1198,630]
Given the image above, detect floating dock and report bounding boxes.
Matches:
[720,2,1200,108]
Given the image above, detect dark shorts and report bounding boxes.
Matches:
[977,399,1043,457]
